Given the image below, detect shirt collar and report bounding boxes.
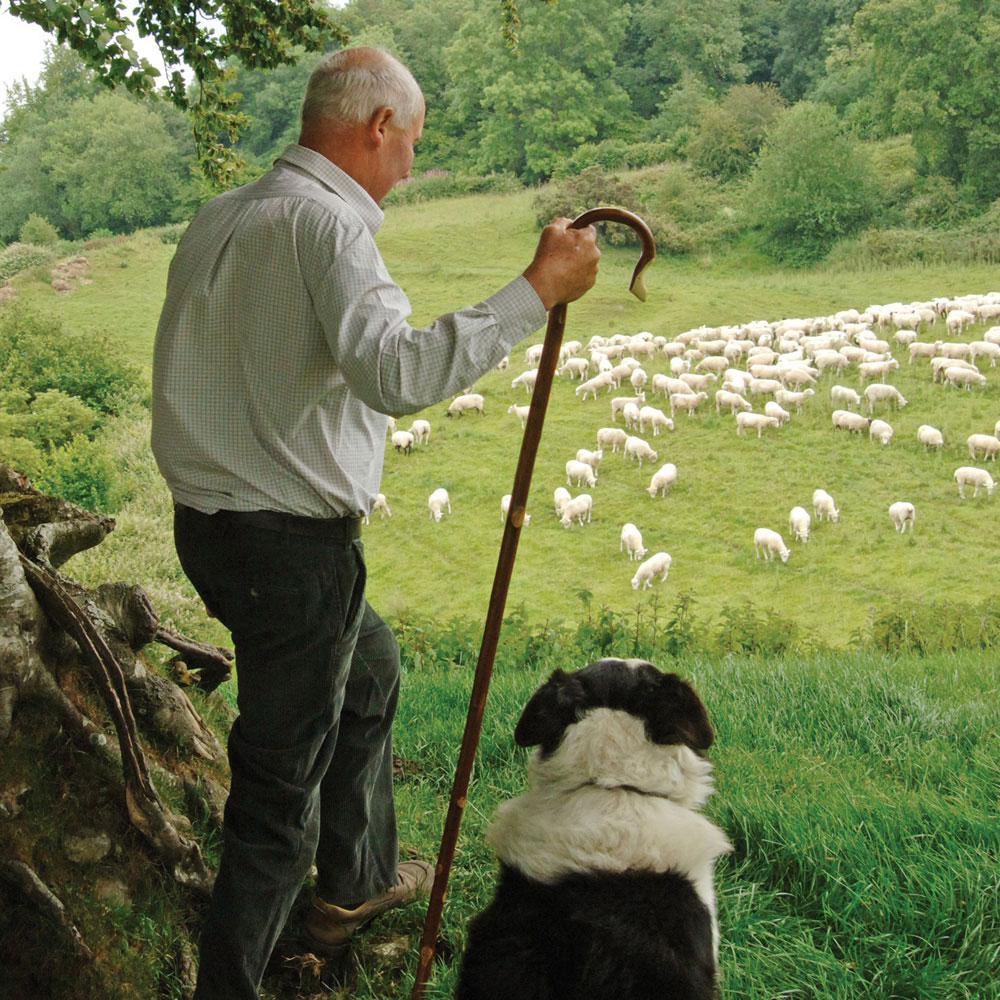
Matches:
[276,143,384,236]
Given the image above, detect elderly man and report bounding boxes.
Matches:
[152,45,599,1000]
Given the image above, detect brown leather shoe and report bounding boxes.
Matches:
[302,860,435,957]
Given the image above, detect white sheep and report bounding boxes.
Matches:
[610,395,646,420]
[908,341,941,363]
[576,372,614,400]
[774,387,814,414]
[916,424,944,449]
[715,389,752,415]
[620,522,647,561]
[931,356,976,382]
[954,466,995,498]
[409,418,431,444]
[428,487,452,522]
[679,371,716,392]
[863,383,907,412]
[638,405,674,435]
[630,551,672,590]
[566,459,598,488]
[669,391,708,417]
[788,505,810,543]
[391,429,415,454]
[624,435,658,466]
[630,368,648,392]
[830,385,862,410]
[764,401,791,426]
[446,393,485,417]
[748,377,783,396]
[559,356,590,379]
[575,447,602,471]
[944,366,987,389]
[753,527,790,563]
[888,501,915,533]
[507,403,530,428]
[524,343,545,365]
[813,488,840,522]
[560,493,593,528]
[869,418,893,445]
[596,426,628,452]
[363,493,391,524]
[858,358,899,384]
[511,369,539,394]
[832,409,870,433]
[736,412,780,438]
[969,341,1000,367]
[553,486,571,517]
[500,494,531,526]
[967,434,1000,461]
[646,463,678,498]
[621,401,641,429]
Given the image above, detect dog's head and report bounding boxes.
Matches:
[513,658,716,807]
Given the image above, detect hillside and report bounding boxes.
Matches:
[9,188,1000,647]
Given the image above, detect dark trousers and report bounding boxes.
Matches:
[174,505,400,1000]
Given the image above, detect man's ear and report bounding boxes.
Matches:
[369,106,394,148]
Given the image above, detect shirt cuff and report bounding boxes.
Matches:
[481,275,549,353]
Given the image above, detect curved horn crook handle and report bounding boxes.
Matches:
[569,206,656,301]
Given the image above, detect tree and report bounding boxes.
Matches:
[7,0,347,188]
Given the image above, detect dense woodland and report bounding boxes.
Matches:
[3,0,1000,266]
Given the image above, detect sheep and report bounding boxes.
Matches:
[610,395,646,420]
[363,493,391,524]
[736,412,780,438]
[630,551,672,590]
[409,418,431,444]
[428,488,452,522]
[938,339,973,359]
[624,435,658,466]
[646,463,678,497]
[774,387,814,414]
[788,505,810,543]
[869,418,894,445]
[620,522,647,561]
[748,377,783,396]
[955,466,995,498]
[893,328,918,347]
[507,403,530,428]
[917,424,944,449]
[813,488,840,522]
[524,343,545,365]
[715,389,752,415]
[967,434,1000,461]
[944,366,987,389]
[909,340,942,363]
[630,368,648,393]
[511,369,539,394]
[559,356,591,379]
[575,447,602,471]
[970,341,1000,367]
[446,393,485,417]
[500,494,531,526]
[753,527,790,563]
[638,405,674,436]
[566,459,598,488]
[391,429,415,454]
[779,366,817,389]
[858,358,899,384]
[576,372,614,400]
[931,355,976,381]
[669,391,708,417]
[679,371,716,392]
[496,355,509,372]
[863,383,908,412]
[560,493,593,528]
[621,401,642,429]
[596,426,628,452]
[888,500,915,533]
[764,401,791,426]
[669,356,691,375]
[553,486,571,517]
[695,355,729,375]
[832,409,870,433]
[945,309,975,335]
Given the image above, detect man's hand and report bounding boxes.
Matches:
[522,218,601,312]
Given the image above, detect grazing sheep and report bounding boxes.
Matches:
[931,356,976,382]
[858,358,899,384]
[630,368,648,392]
[575,447,602,471]
[748,377,783,396]
[916,424,944,449]
[715,389,752,415]
[774,387,814,414]
[553,486,571,517]
[524,343,545,365]
[630,551,672,590]
[954,466,996,498]
[788,505,810,543]
[669,391,708,417]
[576,372,614,400]
[753,527,790,563]
[646,463,678,498]
[679,371,716,392]
[888,501,915,532]
[779,366,817,389]
[363,493,391,524]
[967,434,1000,461]
[428,488,452,522]
[944,366,987,389]
[559,356,590,379]
[908,341,941,363]
[653,373,693,398]
[638,405,674,435]
[619,522,647,561]
[496,355,509,372]
[969,341,1000,367]
[830,385,862,410]
[507,403,530,428]
[863,383,907,412]
[447,393,485,417]
[624,435,658,466]
[559,493,593,528]
[391,430,415,454]
[736,412,780,438]
[511,369,539,394]
[566,459,598,488]
[409,419,431,444]
[832,409,870,433]
[621,401,642,429]
[611,395,647,420]
[596,426,629,452]
[764,401,791,426]
[500,494,531,526]
[813,488,840,522]
[869,418,894,445]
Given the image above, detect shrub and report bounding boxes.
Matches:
[0,242,53,281]
[23,388,98,448]
[383,171,522,206]
[157,223,188,245]
[18,214,60,247]
[533,167,645,246]
[552,139,673,178]
[34,433,119,512]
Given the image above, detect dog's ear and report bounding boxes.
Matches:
[642,672,715,750]
[514,669,584,754]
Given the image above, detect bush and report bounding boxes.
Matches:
[745,102,879,266]
[383,171,522,206]
[552,139,673,179]
[33,433,119,512]
[157,223,188,245]
[19,214,60,247]
[533,167,645,246]
[0,242,53,281]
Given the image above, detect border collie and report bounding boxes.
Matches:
[455,658,731,1000]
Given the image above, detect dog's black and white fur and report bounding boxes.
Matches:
[455,658,732,1000]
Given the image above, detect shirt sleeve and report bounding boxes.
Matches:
[303,211,548,415]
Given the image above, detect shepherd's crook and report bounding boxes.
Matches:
[409,208,655,999]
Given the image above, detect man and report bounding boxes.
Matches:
[152,45,599,1000]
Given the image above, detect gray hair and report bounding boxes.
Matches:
[301,46,423,129]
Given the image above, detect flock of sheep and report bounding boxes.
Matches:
[379,289,999,590]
